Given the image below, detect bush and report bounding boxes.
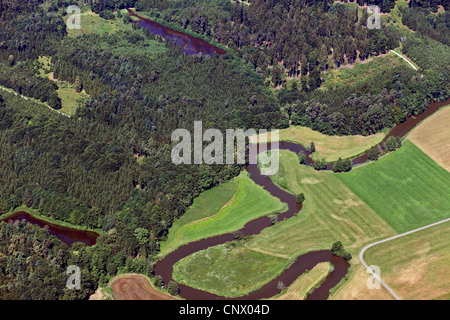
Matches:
[331,241,352,261]
[297,151,307,164]
[154,275,164,288]
[313,158,327,170]
[332,158,352,172]
[296,192,305,203]
[167,281,179,296]
[368,147,379,161]
[99,10,115,20]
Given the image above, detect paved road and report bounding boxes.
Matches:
[359,217,450,300]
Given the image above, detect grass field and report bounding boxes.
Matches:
[250,126,387,162]
[246,149,396,259]
[159,171,287,257]
[364,220,450,300]
[330,262,395,300]
[159,178,239,256]
[172,241,290,298]
[321,53,404,91]
[66,9,133,37]
[338,140,450,233]
[408,106,450,171]
[273,262,332,300]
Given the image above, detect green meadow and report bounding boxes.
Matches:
[66,9,133,37]
[172,240,290,298]
[159,170,287,257]
[159,177,239,256]
[338,140,450,233]
[247,149,396,259]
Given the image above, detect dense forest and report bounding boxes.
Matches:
[0,0,448,299]
[139,0,400,87]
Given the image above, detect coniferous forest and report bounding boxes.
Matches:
[0,0,448,299]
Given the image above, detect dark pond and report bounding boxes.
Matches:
[128,9,226,58]
[0,211,99,247]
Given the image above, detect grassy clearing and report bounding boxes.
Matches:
[66,9,133,37]
[37,56,90,116]
[159,178,239,256]
[250,126,387,162]
[273,262,332,300]
[159,171,287,257]
[172,241,290,298]
[321,53,403,91]
[364,220,450,300]
[246,149,396,259]
[338,140,450,233]
[407,106,450,171]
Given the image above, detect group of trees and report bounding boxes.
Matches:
[0,0,67,62]
[0,219,96,299]
[401,7,450,46]
[332,158,352,172]
[0,60,62,109]
[331,241,352,261]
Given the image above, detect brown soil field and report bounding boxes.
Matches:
[408,106,450,171]
[110,273,178,300]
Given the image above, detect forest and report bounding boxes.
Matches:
[0,0,448,299]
